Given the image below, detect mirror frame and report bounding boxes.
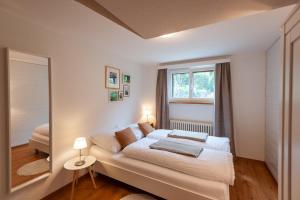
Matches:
[6,48,52,193]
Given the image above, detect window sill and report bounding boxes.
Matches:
[169,99,214,105]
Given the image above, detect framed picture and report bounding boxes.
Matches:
[123,85,130,97]
[119,91,124,101]
[123,74,130,84]
[109,90,119,102]
[105,66,120,89]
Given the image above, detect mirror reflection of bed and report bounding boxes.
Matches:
[11,124,50,187]
[8,49,51,190]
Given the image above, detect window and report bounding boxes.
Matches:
[170,68,215,104]
[172,73,189,98]
[192,71,215,99]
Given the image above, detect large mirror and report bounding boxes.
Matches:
[7,49,52,192]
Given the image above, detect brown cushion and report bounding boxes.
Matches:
[115,127,137,149]
[138,122,154,136]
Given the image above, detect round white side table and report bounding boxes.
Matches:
[64,155,97,200]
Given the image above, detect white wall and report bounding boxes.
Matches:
[265,39,281,181]
[0,9,156,200]
[169,104,214,122]
[231,53,266,161]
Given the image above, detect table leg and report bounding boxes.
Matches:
[70,170,78,200]
[75,170,79,185]
[88,166,97,189]
[91,165,97,177]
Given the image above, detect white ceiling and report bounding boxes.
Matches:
[0,0,295,65]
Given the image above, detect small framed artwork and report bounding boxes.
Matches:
[105,66,120,89]
[119,91,124,101]
[123,85,130,97]
[109,90,119,102]
[122,74,130,84]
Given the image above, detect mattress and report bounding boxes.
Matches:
[31,132,49,145]
[90,145,229,200]
[147,129,231,152]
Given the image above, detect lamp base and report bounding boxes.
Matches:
[74,160,85,166]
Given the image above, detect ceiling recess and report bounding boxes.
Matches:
[76,0,297,39]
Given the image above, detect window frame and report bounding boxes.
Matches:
[168,66,215,104]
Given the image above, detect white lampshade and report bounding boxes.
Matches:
[144,109,151,116]
[73,137,87,150]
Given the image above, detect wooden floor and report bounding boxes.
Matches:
[230,157,277,200]
[11,144,48,187]
[44,157,277,200]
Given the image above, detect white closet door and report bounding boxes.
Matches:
[290,22,300,200]
[282,5,300,200]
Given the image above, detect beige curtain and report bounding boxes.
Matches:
[215,62,235,155]
[156,69,170,129]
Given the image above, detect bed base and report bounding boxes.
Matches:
[28,139,49,154]
[93,160,229,200]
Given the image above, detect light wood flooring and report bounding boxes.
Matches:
[11,144,49,187]
[230,157,277,200]
[44,157,277,200]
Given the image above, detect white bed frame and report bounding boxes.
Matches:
[29,139,49,154]
[93,160,229,200]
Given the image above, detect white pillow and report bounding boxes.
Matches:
[34,123,49,136]
[91,132,121,153]
[130,126,144,140]
[127,123,144,140]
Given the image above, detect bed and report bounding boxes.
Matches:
[29,123,49,154]
[89,125,234,200]
[90,145,231,200]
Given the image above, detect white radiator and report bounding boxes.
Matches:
[170,119,213,136]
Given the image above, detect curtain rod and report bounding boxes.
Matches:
[158,56,231,69]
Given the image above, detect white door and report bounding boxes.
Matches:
[282,9,300,200]
[290,23,300,200]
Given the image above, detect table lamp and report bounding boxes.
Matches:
[73,137,87,166]
[144,109,151,122]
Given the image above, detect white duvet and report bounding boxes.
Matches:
[147,129,231,152]
[122,138,235,185]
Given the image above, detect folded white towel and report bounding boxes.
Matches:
[168,129,208,142]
